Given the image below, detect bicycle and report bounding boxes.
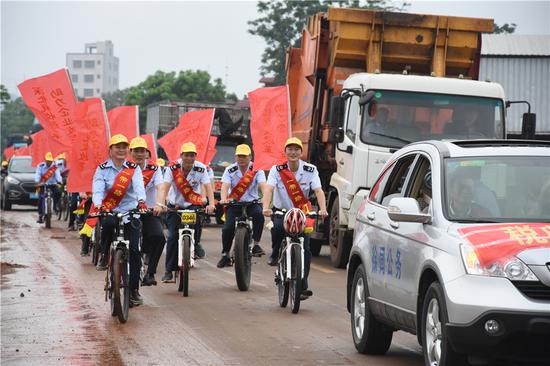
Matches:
[40,184,56,229]
[222,200,261,291]
[89,209,142,323]
[273,208,318,314]
[56,185,70,221]
[167,206,206,297]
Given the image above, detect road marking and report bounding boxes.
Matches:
[310,263,336,274]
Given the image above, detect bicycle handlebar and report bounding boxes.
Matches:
[166,207,207,214]
[220,199,261,207]
[272,208,318,218]
[88,208,148,219]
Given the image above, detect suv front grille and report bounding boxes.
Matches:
[512,281,550,301]
[21,183,37,193]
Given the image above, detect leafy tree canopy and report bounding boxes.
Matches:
[493,23,517,34]
[248,0,408,85]
[1,95,35,152]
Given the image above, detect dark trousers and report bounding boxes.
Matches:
[165,206,203,272]
[142,215,166,275]
[221,203,264,253]
[68,193,79,227]
[37,185,59,217]
[80,198,93,250]
[100,215,141,291]
[271,214,312,290]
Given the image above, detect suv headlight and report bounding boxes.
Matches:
[6,176,20,184]
[460,244,538,281]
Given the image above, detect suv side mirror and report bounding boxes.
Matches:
[387,197,432,224]
[329,96,345,129]
[521,113,536,139]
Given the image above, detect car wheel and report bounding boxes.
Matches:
[421,282,468,366]
[351,264,393,354]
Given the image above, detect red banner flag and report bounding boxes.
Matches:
[141,133,157,161]
[107,105,139,140]
[30,130,52,167]
[66,98,110,193]
[204,136,218,166]
[14,145,32,157]
[17,68,78,156]
[3,146,15,161]
[158,109,215,162]
[248,86,290,170]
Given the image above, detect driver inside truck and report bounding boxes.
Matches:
[363,105,389,138]
[444,106,483,137]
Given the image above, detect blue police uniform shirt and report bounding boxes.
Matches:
[266,160,322,209]
[141,159,164,208]
[34,161,63,185]
[221,162,266,201]
[92,159,146,213]
[164,159,211,208]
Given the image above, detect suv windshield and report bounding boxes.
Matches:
[444,156,550,222]
[9,157,35,173]
[360,90,504,149]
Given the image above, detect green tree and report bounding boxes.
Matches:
[102,88,129,111]
[0,97,35,152]
[248,0,408,85]
[0,84,11,106]
[124,70,236,131]
[493,23,517,34]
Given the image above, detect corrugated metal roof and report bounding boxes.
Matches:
[481,34,550,56]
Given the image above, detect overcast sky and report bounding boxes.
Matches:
[2,1,549,100]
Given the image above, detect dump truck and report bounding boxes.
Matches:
[286,8,530,267]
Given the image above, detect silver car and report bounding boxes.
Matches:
[346,140,550,366]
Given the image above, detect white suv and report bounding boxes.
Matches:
[346,140,550,366]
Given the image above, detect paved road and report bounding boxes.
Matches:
[1,206,423,365]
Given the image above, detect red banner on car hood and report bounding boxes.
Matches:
[458,223,550,266]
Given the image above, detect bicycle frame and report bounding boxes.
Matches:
[42,185,54,216]
[280,236,305,281]
[178,219,195,269]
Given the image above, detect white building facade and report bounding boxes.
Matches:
[66,41,119,98]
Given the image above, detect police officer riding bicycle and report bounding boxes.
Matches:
[217,144,267,268]
[129,136,166,287]
[86,134,147,306]
[35,152,63,224]
[262,137,328,300]
[154,142,216,283]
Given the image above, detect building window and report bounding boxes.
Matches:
[97,60,101,65]
[97,74,101,79]
[73,60,82,68]
[84,74,94,83]
[113,78,118,85]
[84,60,95,68]
[71,74,78,82]
[83,88,94,97]
[96,89,101,93]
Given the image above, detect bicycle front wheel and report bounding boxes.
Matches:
[181,235,191,297]
[289,244,302,314]
[234,226,251,291]
[63,196,70,221]
[277,250,289,308]
[57,196,63,220]
[112,248,130,323]
[91,226,101,265]
[45,198,52,229]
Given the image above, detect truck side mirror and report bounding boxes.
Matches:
[358,90,375,106]
[521,113,536,140]
[329,96,345,128]
[334,128,345,143]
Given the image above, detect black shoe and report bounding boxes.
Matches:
[161,271,173,283]
[142,273,157,286]
[96,255,108,271]
[80,247,89,257]
[37,217,44,224]
[251,244,265,257]
[300,289,313,300]
[130,289,143,307]
[195,243,205,259]
[217,255,232,268]
[267,253,277,266]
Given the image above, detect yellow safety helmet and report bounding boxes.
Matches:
[2,160,8,167]
[157,158,166,167]
[235,144,252,156]
[109,134,129,147]
[55,153,66,160]
[285,137,303,150]
[129,137,148,150]
[45,152,54,161]
[180,142,197,154]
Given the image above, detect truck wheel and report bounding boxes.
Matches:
[329,196,349,268]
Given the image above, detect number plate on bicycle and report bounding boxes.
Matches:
[180,212,196,223]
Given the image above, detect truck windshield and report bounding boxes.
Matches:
[9,158,35,173]
[360,91,504,149]
[443,156,550,223]
[210,145,236,177]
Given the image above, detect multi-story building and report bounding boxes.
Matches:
[66,40,119,98]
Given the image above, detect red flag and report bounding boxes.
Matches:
[107,105,139,140]
[66,98,110,193]
[30,130,52,167]
[204,136,218,166]
[158,109,215,162]
[3,146,14,161]
[14,145,32,156]
[248,86,290,170]
[141,133,157,161]
[17,68,78,156]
